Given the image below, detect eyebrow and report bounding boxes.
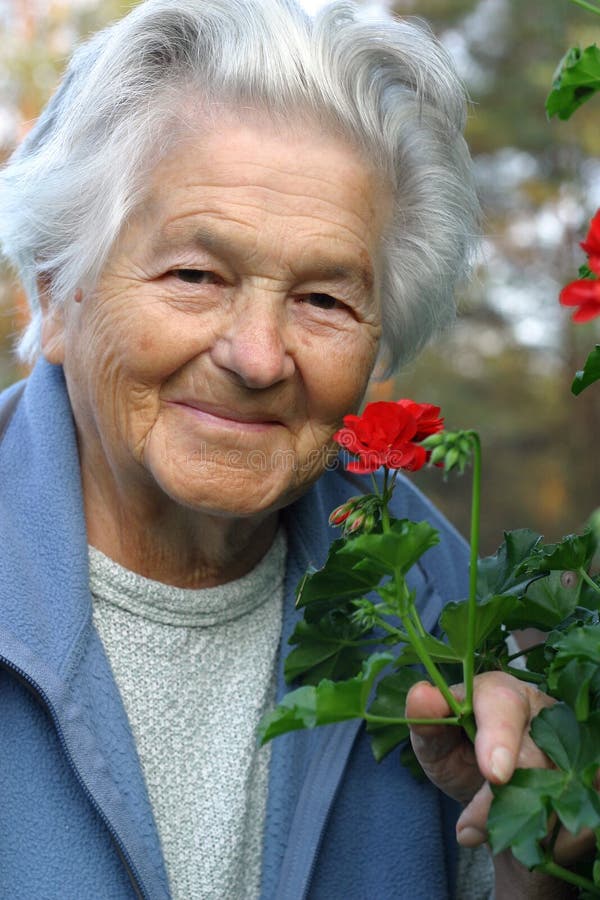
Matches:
[150,225,375,292]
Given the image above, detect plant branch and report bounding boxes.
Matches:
[503,665,545,684]
[370,473,381,498]
[365,713,461,726]
[400,604,463,719]
[381,468,390,531]
[569,0,600,15]
[538,859,600,895]
[377,620,410,642]
[464,431,481,712]
[579,566,600,595]
[505,643,545,663]
[409,604,427,638]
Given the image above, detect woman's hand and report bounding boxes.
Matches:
[406,672,587,898]
[406,672,554,842]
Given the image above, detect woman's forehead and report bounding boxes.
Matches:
[127,112,391,278]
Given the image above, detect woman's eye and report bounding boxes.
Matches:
[305,293,342,310]
[172,269,220,285]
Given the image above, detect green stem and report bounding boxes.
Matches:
[381,468,391,532]
[365,713,461,726]
[377,620,411,643]
[570,0,600,14]
[504,665,545,685]
[579,566,600,595]
[409,604,427,638]
[464,432,482,713]
[370,473,381,498]
[538,859,600,895]
[505,643,545,663]
[400,607,463,719]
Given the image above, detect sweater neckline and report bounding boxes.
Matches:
[88,528,287,627]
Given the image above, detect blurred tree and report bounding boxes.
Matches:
[387,0,600,552]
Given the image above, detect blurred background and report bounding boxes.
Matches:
[1,0,599,554]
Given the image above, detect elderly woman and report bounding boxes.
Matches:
[0,1,579,898]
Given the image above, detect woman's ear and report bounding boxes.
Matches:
[38,275,66,364]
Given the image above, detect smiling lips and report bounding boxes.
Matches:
[166,400,283,432]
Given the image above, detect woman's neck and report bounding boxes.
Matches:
[82,468,280,589]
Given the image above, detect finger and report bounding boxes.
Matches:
[406,680,452,722]
[407,682,483,804]
[471,673,552,785]
[406,681,463,764]
[456,781,493,847]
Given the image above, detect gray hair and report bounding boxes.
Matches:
[0,0,479,372]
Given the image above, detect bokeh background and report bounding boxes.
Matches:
[1,0,599,553]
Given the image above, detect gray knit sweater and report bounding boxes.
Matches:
[88,529,493,900]
[89,530,286,900]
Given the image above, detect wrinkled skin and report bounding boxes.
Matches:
[41,110,387,587]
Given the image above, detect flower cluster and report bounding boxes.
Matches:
[560,209,600,322]
[333,400,444,474]
[328,495,381,536]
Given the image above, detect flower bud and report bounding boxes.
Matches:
[346,511,365,534]
[329,503,352,526]
[328,496,361,527]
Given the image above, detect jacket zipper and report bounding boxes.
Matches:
[0,656,149,900]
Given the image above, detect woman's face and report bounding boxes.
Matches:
[44,112,388,520]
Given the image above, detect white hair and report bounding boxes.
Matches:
[0,0,479,372]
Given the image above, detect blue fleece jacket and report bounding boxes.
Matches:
[0,360,468,900]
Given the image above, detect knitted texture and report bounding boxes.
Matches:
[89,529,286,900]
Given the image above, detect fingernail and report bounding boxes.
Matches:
[456,825,487,847]
[490,746,512,783]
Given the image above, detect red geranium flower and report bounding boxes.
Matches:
[333,399,442,474]
[396,399,444,441]
[580,209,600,274]
[560,278,600,323]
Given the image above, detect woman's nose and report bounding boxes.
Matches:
[210,299,295,389]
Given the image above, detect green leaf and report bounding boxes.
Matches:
[295,520,439,616]
[259,652,393,744]
[337,518,440,576]
[295,537,384,616]
[531,703,585,771]
[552,659,600,720]
[546,45,600,120]
[284,614,369,684]
[258,685,319,742]
[550,624,600,670]
[551,777,600,836]
[394,631,462,666]
[368,723,410,762]
[519,531,597,574]
[531,706,600,776]
[546,626,600,713]
[573,346,600,396]
[476,530,543,601]
[488,768,563,867]
[440,594,519,656]
[502,570,585,631]
[366,668,423,761]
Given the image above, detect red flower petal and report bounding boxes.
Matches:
[560,279,600,322]
[588,254,600,276]
[396,399,444,440]
[572,303,600,323]
[334,399,442,474]
[580,209,600,258]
